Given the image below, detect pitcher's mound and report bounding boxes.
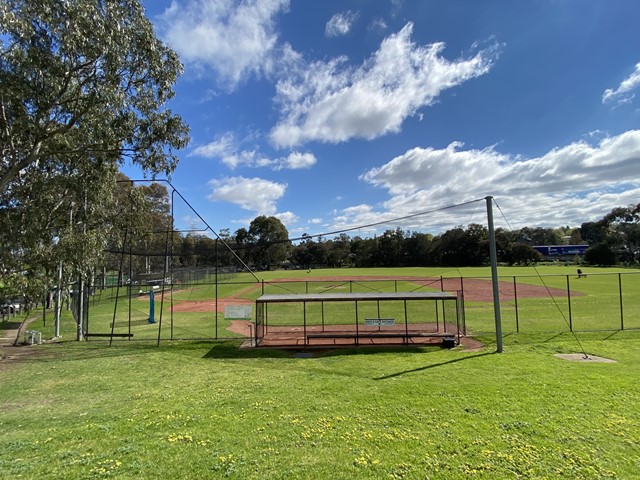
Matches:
[554,353,616,363]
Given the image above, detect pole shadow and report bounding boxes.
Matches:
[374,351,495,380]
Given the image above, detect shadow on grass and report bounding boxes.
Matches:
[374,351,495,380]
[203,341,292,359]
[203,343,449,359]
[0,321,23,331]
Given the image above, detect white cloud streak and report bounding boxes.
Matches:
[602,63,640,105]
[192,133,316,170]
[270,23,500,148]
[157,0,289,89]
[208,176,287,214]
[325,11,358,37]
[330,130,640,231]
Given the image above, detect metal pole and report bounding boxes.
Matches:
[618,273,624,330]
[128,245,132,339]
[54,261,63,338]
[566,275,573,332]
[77,276,84,341]
[170,189,175,340]
[215,239,219,339]
[485,196,503,353]
[513,276,519,333]
[404,299,408,345]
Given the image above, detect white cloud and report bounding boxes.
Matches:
[275,211,298,226]
[602,63,640,105]
[278,152,317,170]
[192,133,316,170]
[208,176,286,214]
[325,11,358,37]
[157,0,289,88]
[328,130,640,231]
[368,18,388,32]
[191,132,237,159]
[270,23,500,148]
[363,131,640,198]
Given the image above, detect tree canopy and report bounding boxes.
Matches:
[0,0,189,193]
[0,0,189,302]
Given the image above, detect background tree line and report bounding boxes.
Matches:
[162,202,640,272]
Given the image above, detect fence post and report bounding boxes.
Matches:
[566,275,573,332]
[513,276,519,333]
[619,273,624,330]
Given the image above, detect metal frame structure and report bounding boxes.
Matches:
[255,291,464,348]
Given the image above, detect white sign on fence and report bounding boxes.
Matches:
[364,318,395,327]
[224,305,252,320]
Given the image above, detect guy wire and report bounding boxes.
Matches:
[493,199,590,359]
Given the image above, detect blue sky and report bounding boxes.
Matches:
[130,0,640,238]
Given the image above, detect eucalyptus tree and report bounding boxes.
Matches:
[248,216,290,270]
[0,0,189,302]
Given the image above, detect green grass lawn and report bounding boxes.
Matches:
[1,330,639,479]
[2,266,638,478]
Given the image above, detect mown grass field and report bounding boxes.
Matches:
[1,266,639,479]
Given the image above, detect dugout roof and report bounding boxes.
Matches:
[256,291,457,303]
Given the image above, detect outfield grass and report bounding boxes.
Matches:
[1,329,639,479]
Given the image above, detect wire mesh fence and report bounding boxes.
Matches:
[76,270,640,344]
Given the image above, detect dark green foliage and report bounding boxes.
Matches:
[0,0,189,299]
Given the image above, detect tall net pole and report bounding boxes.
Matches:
[486,196,503,352]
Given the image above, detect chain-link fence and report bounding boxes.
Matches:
[78,270,639,344]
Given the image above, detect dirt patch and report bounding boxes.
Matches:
[265,275,579,303]
[166,283,260,314]
[554,353,617,363]
[0,316,56,370]
[171,297,254,313]
[227,320,254,336]
[170,275,578,316]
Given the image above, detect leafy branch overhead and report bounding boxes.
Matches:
[0,0,190,193]
[0,0,189,299]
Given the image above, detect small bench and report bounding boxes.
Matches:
[85,333,134,338]
[306,331,456,348]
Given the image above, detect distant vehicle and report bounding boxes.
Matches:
[0,302,21,315]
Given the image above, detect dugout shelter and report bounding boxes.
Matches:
[255,291,464,348]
